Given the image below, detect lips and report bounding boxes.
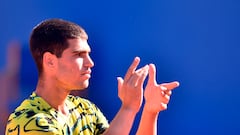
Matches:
[81,70,91,76]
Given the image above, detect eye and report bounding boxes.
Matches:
[73,50,91,58]
[76,52,88,57]
[76,53,83,57]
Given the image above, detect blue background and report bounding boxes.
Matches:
[1,0,240,134]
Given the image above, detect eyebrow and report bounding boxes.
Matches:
[71,48,91,54]
[70,43,91,54]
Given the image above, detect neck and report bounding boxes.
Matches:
[35,78,70,116]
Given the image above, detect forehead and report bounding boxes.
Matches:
[66,38,91,52]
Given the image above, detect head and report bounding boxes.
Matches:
[30,18,94,90]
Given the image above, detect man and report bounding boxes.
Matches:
[0,41,21,135]
[5,18,179,135]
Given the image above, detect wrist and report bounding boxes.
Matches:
[143,102,162,115]
[120,104,139,115]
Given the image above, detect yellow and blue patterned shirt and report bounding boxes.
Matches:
[5,92,109,135]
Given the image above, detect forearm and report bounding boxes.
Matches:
[136,105,159,135]
[103,105,137,135]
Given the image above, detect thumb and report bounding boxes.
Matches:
[117,77,124,91]
[147,64,157,85]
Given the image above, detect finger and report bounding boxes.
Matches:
[161,94,170,104]
[117,77,124,91]
[124,57,140,81]
[147,64,157,85]
[164,90,172,96]
[135,64,147,73]
[162,81,180,91]
[136,65,149,88]
[160,85,168,91]
[160,85,172,96]
[160,103,167,110]
[128,65,148,87]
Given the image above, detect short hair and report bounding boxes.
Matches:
[29,18,87,75]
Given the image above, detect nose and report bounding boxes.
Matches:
[85,55,94,68]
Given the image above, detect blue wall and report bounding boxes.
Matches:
[1,0,240,134]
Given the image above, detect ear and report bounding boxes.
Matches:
[42,52,57,69]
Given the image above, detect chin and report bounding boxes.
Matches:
[77,80,89,90]
[68,81,88,91]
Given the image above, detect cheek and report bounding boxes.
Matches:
[57,61,72,75]
[57,58,84,77]
[75,58,84,70]
[62,60,84,76]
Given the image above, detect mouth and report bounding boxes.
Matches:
[81,70,92,76]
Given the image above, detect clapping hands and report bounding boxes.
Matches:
[117,57,179,113]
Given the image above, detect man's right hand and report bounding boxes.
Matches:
[117,57,149,113]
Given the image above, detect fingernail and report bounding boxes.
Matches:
[135,56,140,61]
[175,81,180,86]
